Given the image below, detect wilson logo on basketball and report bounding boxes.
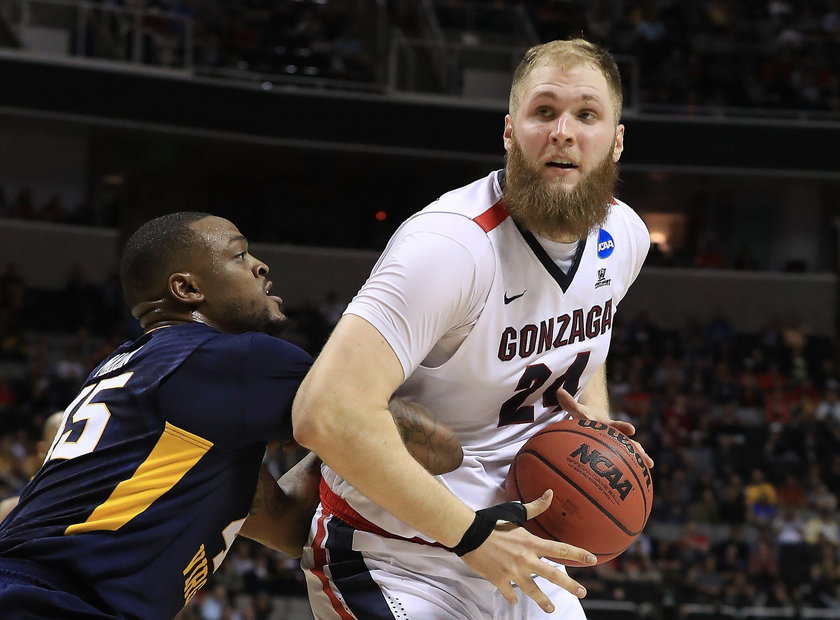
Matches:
[569,443,633,500]
[577,420,652,489]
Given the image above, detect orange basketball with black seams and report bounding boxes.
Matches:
[505,419,653,566]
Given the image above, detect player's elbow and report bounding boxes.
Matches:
[292,388,340,453]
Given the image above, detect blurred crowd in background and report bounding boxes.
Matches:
[68,0,840,114]
[1,257,840,619]
[526,0,840,113]
[17,0,836,113]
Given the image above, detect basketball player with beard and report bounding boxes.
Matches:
[294,39,653,619]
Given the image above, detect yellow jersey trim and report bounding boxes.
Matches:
[65,422,213,535]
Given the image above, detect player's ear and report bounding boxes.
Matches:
[169,272,204,305]
[503,114,514,152]
[612,124,625,163]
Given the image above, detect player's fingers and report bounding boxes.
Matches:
[630,438,655,469]
[555,389,654,467]
[531,563,588,601]
[555,389,583,417]
[496,582,518,605]
[609,420,636,436]
[540,540,597,566]
[523,489,553,520]
[515,577,557,613]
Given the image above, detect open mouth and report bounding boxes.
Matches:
[547,161,578,170]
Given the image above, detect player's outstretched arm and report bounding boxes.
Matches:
[239,454,321,557]
[460,490,596,612]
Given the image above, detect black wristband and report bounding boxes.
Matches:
[450,501,528,557]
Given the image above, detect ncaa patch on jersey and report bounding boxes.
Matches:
[597,229,615,258]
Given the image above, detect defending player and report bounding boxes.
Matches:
[0,212,464,619]
[293,39,653,618]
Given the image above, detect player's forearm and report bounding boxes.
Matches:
[578,362,610,419]
[297,397,474,547]
[239,455,322,557]
[388,396,463,475]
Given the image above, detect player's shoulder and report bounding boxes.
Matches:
[601,198,649,252]
[242,332,313,366]
[203,330,313,366]
[392,171,502,258]
[421,170,503,222]
[606,198,647,234]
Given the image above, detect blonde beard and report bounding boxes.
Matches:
[503,138,618,241]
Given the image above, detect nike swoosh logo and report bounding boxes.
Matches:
[504,291,526,304]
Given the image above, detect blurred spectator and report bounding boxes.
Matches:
[723,572,757,607]
[317,290,345,330]
[717,472,747,524]
[198,584,229,620]
[815,387,840,423]
[775,473,806,509]
[747,539,780,594]
[686,555,724,603]
[744,469,778,510]
[773,506,806,545]
[804,507,840,545]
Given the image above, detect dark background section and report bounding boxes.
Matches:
[2,56,837,174]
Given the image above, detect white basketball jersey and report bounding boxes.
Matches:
[321,170,649,547]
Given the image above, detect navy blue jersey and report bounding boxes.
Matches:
[0,323,312,619]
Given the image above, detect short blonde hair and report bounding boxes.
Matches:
[509,39,623,123]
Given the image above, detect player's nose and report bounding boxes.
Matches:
[549,115,574,144]
[254,260,269,277]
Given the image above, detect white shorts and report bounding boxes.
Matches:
[301,505,587,620]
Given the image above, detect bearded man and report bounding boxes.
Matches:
[293,39,653,619]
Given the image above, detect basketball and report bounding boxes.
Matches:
[505,419,653,565]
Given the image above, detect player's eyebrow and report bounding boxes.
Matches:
[226,234,247,246]
[530,90,603,105]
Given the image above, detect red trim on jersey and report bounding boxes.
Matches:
[610,197,618,205]
[310,512,354,620]
[473,200,509,232]
[319,479,447,549]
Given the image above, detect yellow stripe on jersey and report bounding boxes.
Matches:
[65,422,213,535]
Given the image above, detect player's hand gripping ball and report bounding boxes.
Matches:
[505,419,653,565]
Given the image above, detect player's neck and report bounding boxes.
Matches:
[142,319,192,333]
[134,301,196,333]
[543,231,582,243]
